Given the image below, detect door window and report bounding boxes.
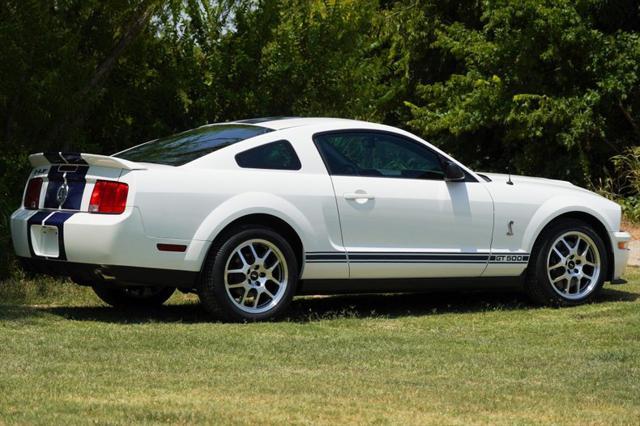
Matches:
[314,131,444,180]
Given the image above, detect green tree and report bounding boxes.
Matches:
[400,0,640,184]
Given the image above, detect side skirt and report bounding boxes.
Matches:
[298,275,525,295]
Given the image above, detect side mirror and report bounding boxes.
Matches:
[444,161,466,182]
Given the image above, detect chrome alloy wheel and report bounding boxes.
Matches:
[224,238,289,314]
[546,231,601,300]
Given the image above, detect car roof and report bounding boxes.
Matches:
[230,117,376,131]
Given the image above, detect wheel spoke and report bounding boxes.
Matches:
[240,288,249,304]
[573,237,582,252]
[228,282,248,289]
[266,277,282,288]
[580,244,590,257]
[573,279,582,294]
[261,248,272,262]
[226,268,246,275]
[553,274,568,284]
[549,260,564,270]
[237,250,249,267]
[248,244,259,264]
[561,238,572,252]
[267,261,280,277]
[266,271,282,284]
[252,292,261,308]
[552,247,565,261]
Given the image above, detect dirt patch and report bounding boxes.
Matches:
[621,220,640,267]
[629,241,640,267]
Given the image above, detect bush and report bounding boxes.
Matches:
[612,147,640,191]
[0,149,30,280]
[619,196,640,223]
[609,147,640,223]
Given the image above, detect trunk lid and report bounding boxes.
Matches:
[26,152,146,212]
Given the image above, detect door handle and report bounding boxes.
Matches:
[344,192,375,201]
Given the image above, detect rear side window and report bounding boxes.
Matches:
[235,140,301,170]
[114,124,273,166]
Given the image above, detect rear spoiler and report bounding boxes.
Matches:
[29,152,146,170]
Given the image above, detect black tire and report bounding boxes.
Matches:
[525,219,608,306]
[198,225,298,322]
[92,285,175,308]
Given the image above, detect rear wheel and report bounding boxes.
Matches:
[525,219,608,306]
[92,285,175,308]
[199,225,298,322]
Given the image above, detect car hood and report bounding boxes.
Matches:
[478,172,590,192]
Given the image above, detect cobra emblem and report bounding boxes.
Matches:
[507,220,514,236]
[56,184,69,206]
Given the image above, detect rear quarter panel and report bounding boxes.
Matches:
[121,127,346,278]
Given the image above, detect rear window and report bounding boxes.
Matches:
[114,124,273,166]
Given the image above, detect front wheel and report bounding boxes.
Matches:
[92,285,175,308]
[198,225,298,322]
[525,219,608,306]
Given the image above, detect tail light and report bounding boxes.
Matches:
[89,180,128,214]
[24,178,43,209]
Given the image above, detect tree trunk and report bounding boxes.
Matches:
[618,99,640,142]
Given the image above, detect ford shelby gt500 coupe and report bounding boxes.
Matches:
[11,117,631,321]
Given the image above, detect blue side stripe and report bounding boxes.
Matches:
[305,251,530,264]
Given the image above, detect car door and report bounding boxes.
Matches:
[314,130,494,279]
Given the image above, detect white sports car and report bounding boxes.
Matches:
[11,117,631,321]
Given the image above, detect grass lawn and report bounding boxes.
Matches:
[0,269,639,425]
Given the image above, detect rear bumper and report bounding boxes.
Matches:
[611,231,631,280]
[10,207,208,274]
[19,257,197,288]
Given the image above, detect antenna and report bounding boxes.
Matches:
[506,166,514,185]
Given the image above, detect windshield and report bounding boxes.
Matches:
[113,124,273,166]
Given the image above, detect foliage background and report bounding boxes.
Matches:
[1,0,639,278]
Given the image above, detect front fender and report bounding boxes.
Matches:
[522,195,618,253]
